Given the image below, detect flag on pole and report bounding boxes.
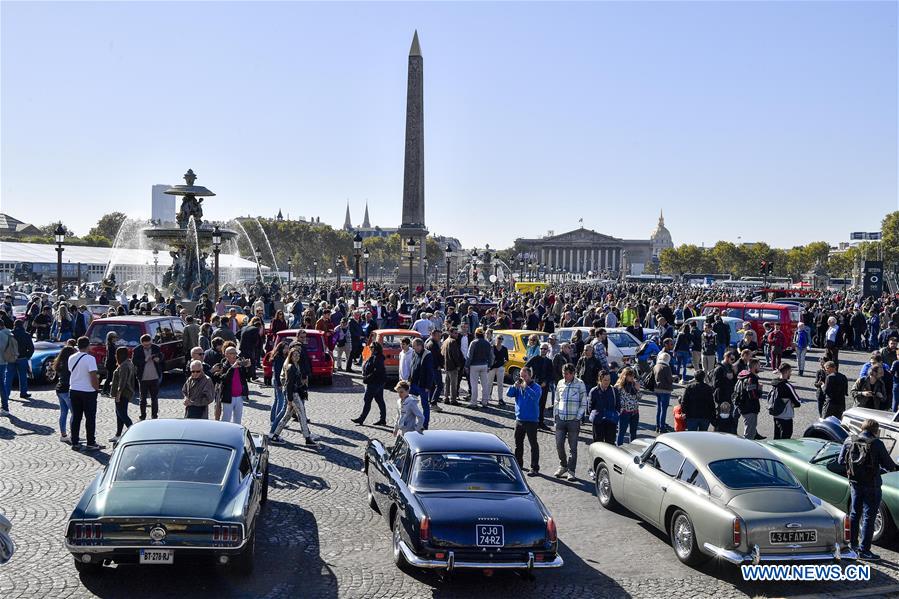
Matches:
[578,218,583,225]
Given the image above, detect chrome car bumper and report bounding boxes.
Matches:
[65,539,248,555]
[398,541,563,571]
[703,542,857,565]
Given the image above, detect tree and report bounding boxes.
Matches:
[87,212,128,242]
[882,211,899,267]
[37,222,76,237]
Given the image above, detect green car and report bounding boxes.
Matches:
[763,437,899,545]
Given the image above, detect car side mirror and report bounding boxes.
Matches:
[633,455,641,465]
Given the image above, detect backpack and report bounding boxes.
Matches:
[766,387,786,416]
[640,369,656,392]
[3,334,18,363]
[845,435,878,483]
[732,378,748,412]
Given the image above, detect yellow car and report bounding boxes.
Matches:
[514,282,549,294]
[493,329,549,381]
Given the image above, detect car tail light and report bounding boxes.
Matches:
[843,515,851,544]
[534,553,545,562]
[72,522,103,543]
[732,517,743,547]
[212,524,242,545]
[546,517,557,543]
[419,516,430,542]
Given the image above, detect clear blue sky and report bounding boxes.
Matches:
[2,1,896,249]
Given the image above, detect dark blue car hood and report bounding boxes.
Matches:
[417,492,547,549]
[89,482,229,519]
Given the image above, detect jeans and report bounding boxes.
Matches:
[796,347,807,374]
[0,364,8,411]
[221,396,245,424]
[115,395,133,435]
[70,389,98,446]
[358,384,386,423]
[893,385,899,413]
[513,421,540,471]
[468,364,490,406]
[411,385,432,429]
[675,351,690,380]
[617,412,639,445]
[139,378,160,420]
[56,391,71,435]
[431,372,444,404]
[593,419,617,444]
[742,412,759,439]
[773,418,793,439]
[488,367,505,402]
[270,385,285,426]
[686,418,710,431]
[849,484,881,552]
[4,358,29,397]
[655,392,671,431]
[716,343,726,362]
[554,418,581,472]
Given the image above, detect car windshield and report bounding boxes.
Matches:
[380,334,416,349]
[88,323,143,346]
[607,332,638,348]
[410,453,527,493]
[708,458,800,489]
[115,443,233,484]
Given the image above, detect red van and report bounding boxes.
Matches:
[86,316,186,376]
[701,302,800,349]
[274,329,333,384]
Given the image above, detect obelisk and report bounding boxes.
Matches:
[397,30,427,284]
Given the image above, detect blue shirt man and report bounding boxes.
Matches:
[506,367,542,475]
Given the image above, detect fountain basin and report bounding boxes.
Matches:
[142,226,237,244]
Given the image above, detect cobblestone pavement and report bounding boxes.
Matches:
[1,347,898,598]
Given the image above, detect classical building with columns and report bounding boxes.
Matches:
[515,213,673,275]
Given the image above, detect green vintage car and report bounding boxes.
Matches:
[763,437,899,545]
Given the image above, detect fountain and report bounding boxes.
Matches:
[142,169,237,299]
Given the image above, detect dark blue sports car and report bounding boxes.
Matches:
[365,430,563,574]
[65,419,268,575]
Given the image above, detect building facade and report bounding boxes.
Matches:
[515,214,673,276]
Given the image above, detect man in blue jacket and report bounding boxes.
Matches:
[507,366,541,476]
[409,338,435,429]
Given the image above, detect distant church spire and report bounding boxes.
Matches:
[658,209,665,225]
[276,209,283,221]
[362,201,371,228]
[343,200,352,230]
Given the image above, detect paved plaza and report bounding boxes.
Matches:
[1,347,898,599]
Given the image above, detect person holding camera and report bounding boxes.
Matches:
[212,347,252,424]
[506,366,542,477]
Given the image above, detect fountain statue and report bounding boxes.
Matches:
[143,169,237,299]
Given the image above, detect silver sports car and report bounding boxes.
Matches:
[588,432,855,566]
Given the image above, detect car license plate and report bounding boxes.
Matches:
[769,530,817,544]
[476,524,504,548]
[139,549,174,564]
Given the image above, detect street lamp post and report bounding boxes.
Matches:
[212,225,221,297]
[54,224,66,299]
[255,248,263,279]
[423,259,429,290]
[336,258,342,287]
[363,249,370,295]
[313,261,318,286]
[353,232,363,306]
[405,238,416,302]
[470,248,479,292]
[286,256,292,287]
[444,244,452,293]
[153,249,159,287]
[527,261,534,282]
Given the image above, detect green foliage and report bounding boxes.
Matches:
[87,212,128,243]
[37,222,76,237]
[882,211,899,267]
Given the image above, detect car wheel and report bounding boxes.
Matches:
[391,516,413,572]
[507,367,520,383]
[367,476,379,512]
[873,502,897,544]
[41,359,58,385]
[233,526,256,576]
[261,465,269,505]
[595,464,618,509]
[74,558,103,576]
[670,510,707,566]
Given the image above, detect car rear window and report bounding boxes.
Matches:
[89,323,143,346]
[380,334,416,348]
[410,453,527,493]
[115,443,233,484]
[708,458,800,489]
[275,334,323,353]
[607,332,638,348]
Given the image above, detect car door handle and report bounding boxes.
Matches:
[660,485,667,492]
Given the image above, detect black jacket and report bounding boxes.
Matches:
[823,371,849,415]
[526,355,554,386]
[733,369,761,415]
[712,362,736,405]
[491,345,509,370]
[409,350,435,390]
[213,360,252,403]
[12,327,34,359]
[768,379,801,417]
[839,431,897,487]
[362,354,386,388]
[132,343,163,380]
[238,325,263,357]
[681,381,716,421]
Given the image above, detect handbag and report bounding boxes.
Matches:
[602,409,620,424]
